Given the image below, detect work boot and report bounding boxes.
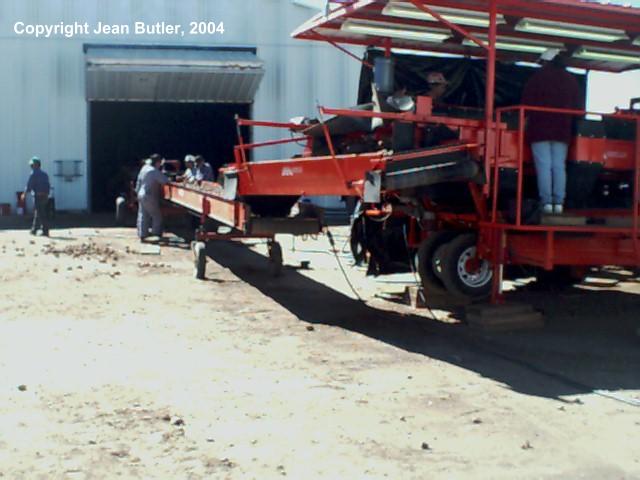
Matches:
[42,229,49,237]
[553,204,564,215]
[29,230,37,236]
[541,204,553,215]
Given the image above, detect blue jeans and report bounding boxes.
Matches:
[531,141,568,206]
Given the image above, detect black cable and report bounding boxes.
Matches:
[326,228,364,303]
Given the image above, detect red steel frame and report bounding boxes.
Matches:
[163,0,640,301]
[294,1,640,73]
[292,0,640,303]
[162,182,274,242]
[228,110,483,198]
[481,104,640,301]
[228,103,639,300]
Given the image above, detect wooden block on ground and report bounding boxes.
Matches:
[467,311,544,326]
[469,318,544,333]
[466,302,533,319]
[465,303,544,332]
[421,291,471,310]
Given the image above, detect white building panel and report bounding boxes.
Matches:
[0,0,363,211]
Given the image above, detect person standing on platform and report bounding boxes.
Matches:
[522,49,581,215]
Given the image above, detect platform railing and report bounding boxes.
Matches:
[493,106,639,220]
[233,117,310,166]
[490,104,640,262]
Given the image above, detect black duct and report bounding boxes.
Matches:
[358,48,587,111]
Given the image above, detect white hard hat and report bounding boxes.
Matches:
[184,154,195,163]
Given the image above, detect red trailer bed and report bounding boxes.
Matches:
[163,180,322,278]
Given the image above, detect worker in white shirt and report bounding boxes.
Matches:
[178,154,197,183]
[135,153,169,241]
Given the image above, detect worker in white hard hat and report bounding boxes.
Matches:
[178,154,197,183]
[421,71,458,147]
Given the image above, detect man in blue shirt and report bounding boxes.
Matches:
[22,156,51,236]
[194,155,215,182]
[136,154,169,241]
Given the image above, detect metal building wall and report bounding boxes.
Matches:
[0,0,362,211]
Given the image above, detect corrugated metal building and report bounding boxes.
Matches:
[0,0,363,211]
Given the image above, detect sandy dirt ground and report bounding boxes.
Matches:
[1,218,639,479]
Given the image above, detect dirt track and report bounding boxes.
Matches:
[1,221,639,479]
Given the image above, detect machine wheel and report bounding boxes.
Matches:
[440,233,492,299]
[193,241,207,280]
[432,243,450,280]
[268,241,283,277]
[417,231,457,294]
[115,196,127,226]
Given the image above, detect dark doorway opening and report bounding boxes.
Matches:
[89,101,250,212]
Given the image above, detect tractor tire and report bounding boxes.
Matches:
[417,231,457,294]
[440,233,493,300]
[193,241,207,280]
[432,243,450,280]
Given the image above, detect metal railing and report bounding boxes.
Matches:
[490,104,639,260]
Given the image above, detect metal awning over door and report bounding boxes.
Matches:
[85,45,265,103]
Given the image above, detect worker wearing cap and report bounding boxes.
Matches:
[179,154,197,183]
[22,156,51,236]
[522,49,581,215]
[425,71,448,103]
[421,71,458,147]
[194,155,214,182]
[135,154,168,241]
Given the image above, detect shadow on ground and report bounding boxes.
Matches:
[202,239,640,403]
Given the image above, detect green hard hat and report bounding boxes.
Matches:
[29,156,41,165]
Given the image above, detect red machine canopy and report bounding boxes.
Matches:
[292,0,640,72]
